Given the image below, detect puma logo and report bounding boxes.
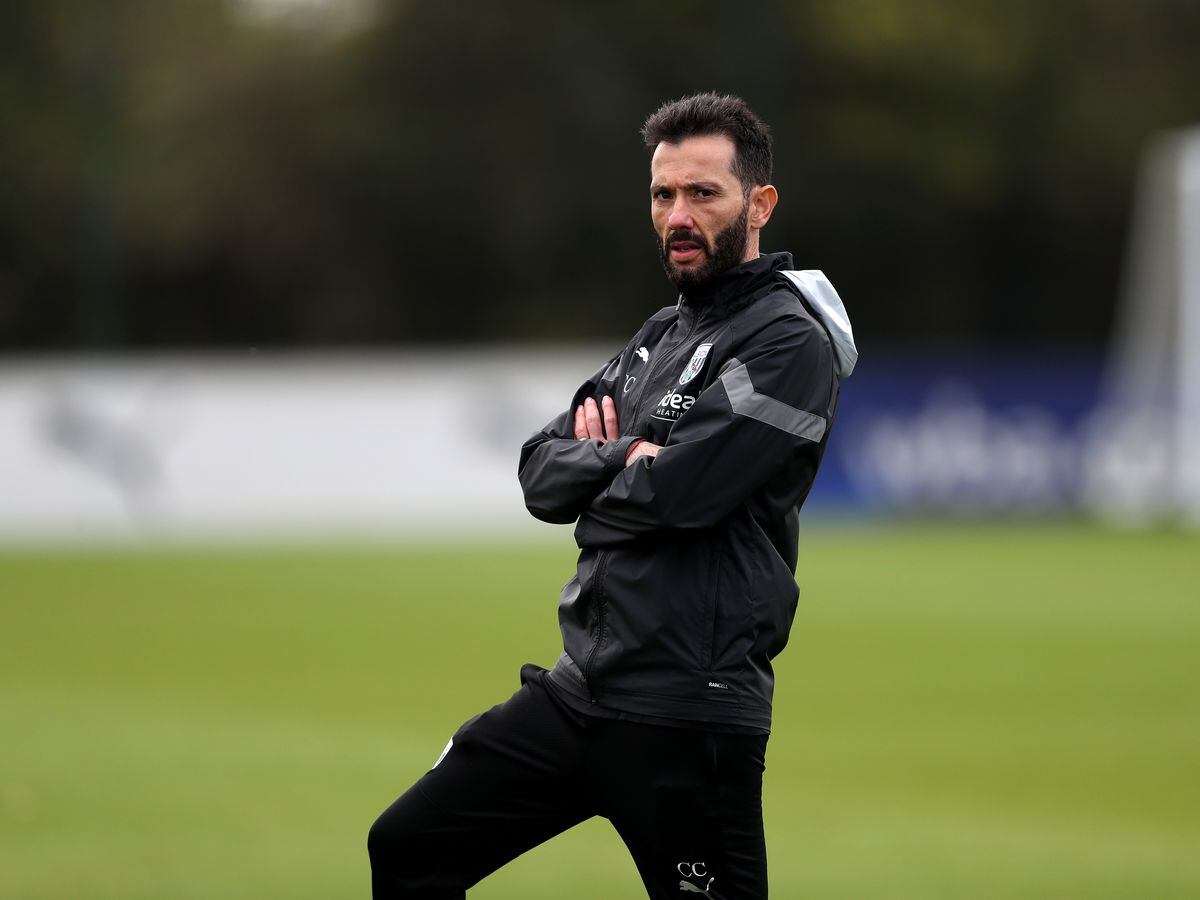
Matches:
[676,862,715,895]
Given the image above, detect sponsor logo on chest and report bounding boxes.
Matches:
[651,387,695,421]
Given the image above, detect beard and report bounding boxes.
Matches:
[658,203,750,293]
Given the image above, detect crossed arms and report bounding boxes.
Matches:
[574,395,662,467]
[517,313,837,549]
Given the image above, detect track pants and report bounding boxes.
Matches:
[368,663,769,899]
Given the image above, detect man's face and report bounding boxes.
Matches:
[650,134,751,292]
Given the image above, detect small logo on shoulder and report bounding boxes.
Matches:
[707,681,729,690]
[636,346,650,363]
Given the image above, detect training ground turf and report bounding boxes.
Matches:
[2,524,1197,899]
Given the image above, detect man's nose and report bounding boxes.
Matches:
[666,199,694,231]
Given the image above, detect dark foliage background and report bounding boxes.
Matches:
[2,0,1199,351]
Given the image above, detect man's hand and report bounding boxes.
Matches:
[624,440,661,467]
[573,396,663,467]
[574,396,620,442]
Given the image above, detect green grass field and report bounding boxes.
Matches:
[2,524,1198,899]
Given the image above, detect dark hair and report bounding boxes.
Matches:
[641,92,773,191]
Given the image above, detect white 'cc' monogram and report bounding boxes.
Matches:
[677,861,707,878]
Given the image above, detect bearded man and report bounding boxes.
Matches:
[369,91,856,900]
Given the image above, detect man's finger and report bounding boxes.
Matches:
[602,395,619,441]
[574,405,586,440]
[584,397,603,441]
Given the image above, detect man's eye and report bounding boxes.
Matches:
[696,189,714,198]
[653,191,671,201]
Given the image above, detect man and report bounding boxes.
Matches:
[369,92,856,899]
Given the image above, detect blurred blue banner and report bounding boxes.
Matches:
[811,352,1106,515]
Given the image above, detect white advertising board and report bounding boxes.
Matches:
[0,348,616,544]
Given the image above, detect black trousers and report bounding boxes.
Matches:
[368,664,769,899]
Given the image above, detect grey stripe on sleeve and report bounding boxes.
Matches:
[718,358,827,443]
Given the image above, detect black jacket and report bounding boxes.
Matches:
[517,252,856,732]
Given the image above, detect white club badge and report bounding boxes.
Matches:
[679,342,713,385]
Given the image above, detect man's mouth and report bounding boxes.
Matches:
[667,239,704,263]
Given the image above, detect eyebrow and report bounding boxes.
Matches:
[650,180,726,194]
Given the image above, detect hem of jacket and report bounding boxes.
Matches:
[547,651,773,733]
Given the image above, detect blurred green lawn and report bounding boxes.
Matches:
[2,524,1198,899]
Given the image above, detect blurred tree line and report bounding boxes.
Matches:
[1,0,1198,351]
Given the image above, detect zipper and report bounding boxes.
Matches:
[581,548,611,703]
[580,312,703,703]
[700,542,721,672]
[631,310,703,427]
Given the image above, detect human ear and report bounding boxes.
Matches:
[748,185,778,230]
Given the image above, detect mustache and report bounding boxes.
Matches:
[664,229,708,250]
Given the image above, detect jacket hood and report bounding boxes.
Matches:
[779,270,858,379]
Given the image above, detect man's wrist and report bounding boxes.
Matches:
[625,438,647,463]
[600,435,641,477]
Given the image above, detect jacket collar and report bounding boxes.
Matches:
[676,251,795,326]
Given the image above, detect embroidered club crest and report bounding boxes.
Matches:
[679,343,713,385]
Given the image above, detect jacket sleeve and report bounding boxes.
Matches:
[574,313,836,547]
[517,347,643,525]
